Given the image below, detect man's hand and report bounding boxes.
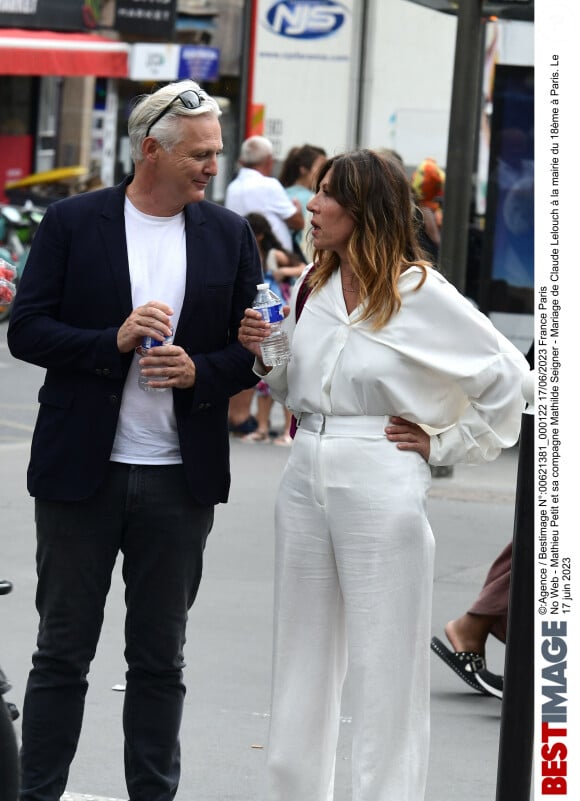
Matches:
[138,344,197,390]
[117,301,174,353]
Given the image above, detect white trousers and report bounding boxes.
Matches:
[267,415,435,801]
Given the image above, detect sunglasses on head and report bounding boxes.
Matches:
[145,89,205,138]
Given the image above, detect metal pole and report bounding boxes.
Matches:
[439,0,485,293]
[354,0,371,148]
[238,0,257,148]
[495,377,535,801]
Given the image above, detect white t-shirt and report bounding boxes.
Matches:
[110,197,186,465]
[224,166,296,251]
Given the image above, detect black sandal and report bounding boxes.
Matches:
[228,415,258,436]
[430,636,490,695]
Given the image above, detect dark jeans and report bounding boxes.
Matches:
[20,462,214,801]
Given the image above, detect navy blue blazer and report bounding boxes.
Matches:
[8,178,263,504]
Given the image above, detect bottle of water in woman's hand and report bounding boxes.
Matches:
[252,283,291,366]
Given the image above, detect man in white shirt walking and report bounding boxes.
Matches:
[225,135,304,252]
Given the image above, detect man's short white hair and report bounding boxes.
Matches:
[128,80,222,162]
[239,136,273,167]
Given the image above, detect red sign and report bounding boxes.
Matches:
[0,135,33,203]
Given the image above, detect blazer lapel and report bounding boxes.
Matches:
[175,202,207,337]
[95,189,210,336]
[99,179,133,319]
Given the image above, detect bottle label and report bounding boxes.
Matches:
[141,330,174,350]
[257,304,284,324]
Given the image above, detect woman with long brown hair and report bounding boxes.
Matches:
[239,149,529,801]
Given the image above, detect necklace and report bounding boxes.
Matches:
[340,266,358,294]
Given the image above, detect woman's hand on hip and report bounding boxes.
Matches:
[385,416,430,462]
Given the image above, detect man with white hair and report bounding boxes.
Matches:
[225,134,304,251]
[8,80,262,801]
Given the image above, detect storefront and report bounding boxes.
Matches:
[0,27,129,201]
[0,0,246,204]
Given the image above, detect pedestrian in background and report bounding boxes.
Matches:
[7,79,262,801]
[242,212,307,445]
[411,156,446,263]
[431,541,511,699]
[225,135,304,252]
[245,211,306,302]
[278,143,327,261]
[238,149,529,801]
[225,134,304,436]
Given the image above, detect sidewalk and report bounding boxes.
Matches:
[424,446,519,801]
[1,408,523,801]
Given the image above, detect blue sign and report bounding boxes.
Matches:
[263,0,348,40]
[178,46,220,82]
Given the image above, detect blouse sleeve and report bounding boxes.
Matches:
[427,357,528,467]
[409,274,531,466]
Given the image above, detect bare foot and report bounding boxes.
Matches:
[444,614,494,656]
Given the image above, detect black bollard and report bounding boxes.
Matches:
[495,407,534,801]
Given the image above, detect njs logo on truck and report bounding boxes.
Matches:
[249,0,357,158]
[263,0,348,39]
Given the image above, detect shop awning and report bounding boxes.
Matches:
[0,28,130,77]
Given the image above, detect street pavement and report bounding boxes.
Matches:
[0,321,523,801]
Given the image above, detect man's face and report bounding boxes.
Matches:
[157,114,223,205]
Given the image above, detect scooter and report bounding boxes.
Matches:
[0,201,44,323]
[0,204,29,267]
[0,259,18,324]
[0,580,19,801]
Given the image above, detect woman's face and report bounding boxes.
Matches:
[307,167,355,259]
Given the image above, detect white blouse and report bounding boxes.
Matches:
[259,266,530,466]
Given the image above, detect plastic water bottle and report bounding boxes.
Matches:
[252,283,291,366]
[138,329,174,392]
